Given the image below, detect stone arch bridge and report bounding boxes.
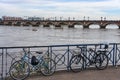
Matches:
[1,20,120,29]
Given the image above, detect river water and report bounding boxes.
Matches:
[0,25,120,47]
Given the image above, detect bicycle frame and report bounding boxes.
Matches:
[77,45,108,65]
[82,52,96,64]
[21,49,46,71]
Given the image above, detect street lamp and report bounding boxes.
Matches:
[42,17,44,20]
[55,17,56,21]
[60,17,62,21]
[84,16,85,20]
[88,17,89,21]
[101,17,103,21]
[68,17,70,20]
[104,17,106,21]
[73,17,75,20]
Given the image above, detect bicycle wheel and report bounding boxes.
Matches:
[95,53,108,70]
[41,58,56,76]
[9,60,30,80]
[69,55,84,72]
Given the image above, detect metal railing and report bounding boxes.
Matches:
[0,43,120,80]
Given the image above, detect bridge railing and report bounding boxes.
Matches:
[0,43,120,80]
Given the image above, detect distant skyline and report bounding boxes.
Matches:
[0,0,120,20]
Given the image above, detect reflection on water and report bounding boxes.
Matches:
[0,25,120,47]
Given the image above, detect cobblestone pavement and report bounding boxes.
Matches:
[27,67,120,80]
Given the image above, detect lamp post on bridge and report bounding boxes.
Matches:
[73,17,75,20]
[104,17,106,21]
[68,17,70,21]
[83,16,85,21]
[101,17,103,21]
[55,17,57,21]
[42,17,44,21]
[88,17,89,21]
[60,17,62,21]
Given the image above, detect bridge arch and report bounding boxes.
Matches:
[36,22,40,26]
[59,22,68,25]
[7,22,13,26]
[89,24,100,29]
[72,22,83,25]
[106,24,119,29]
[31,21,40,27]
[58,22,68,28]
[72,22,83,28]
[86,22,100,29]
[15,22,21,26]
[23,22,31,26]
[46,22,56,28]
[46,22,54,25]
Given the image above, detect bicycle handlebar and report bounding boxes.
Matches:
[36,51,43,54]
[23,48,43,55]
[76,43,109,51]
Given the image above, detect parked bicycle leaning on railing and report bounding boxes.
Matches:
[9,48,56,80]
[69,43,109,72]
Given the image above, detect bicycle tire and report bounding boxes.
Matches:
[9,60,30,80]
[95,53,108,70]
[41,58,56,76]
[69,55,84,73]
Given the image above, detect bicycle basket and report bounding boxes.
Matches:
[31,56,39,65]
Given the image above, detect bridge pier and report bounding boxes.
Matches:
[68,25,74,28]
[100,26,106,29]
[44,25,49,27]
[23,24,30,26]
[55,25,61,28]
[32,25,39,27]
[14,23,21,26]
[83,25,89,29]
[6,22,13,26]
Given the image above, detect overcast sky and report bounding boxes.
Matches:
[0,0,120,20]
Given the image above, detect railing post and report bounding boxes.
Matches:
[28,48,31,67]
[67,46,70,71]
[5,48,8,79]
[112,43,116,66]
[49,46,56,70]
[114,43,118,67]
[49,46,53,60]
[83,45,87,69]
[47,46,50,58]
[1,49,4,80]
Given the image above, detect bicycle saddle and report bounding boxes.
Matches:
[36,51,43,54]
[104,44,108,49]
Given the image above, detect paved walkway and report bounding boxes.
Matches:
[27,67,120,80]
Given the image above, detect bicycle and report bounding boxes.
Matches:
[9,48,56,80]
[69,44,109,72]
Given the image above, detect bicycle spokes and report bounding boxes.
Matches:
[70,55,84,72]
[41,58,56,76]
[9,60,30,80]
[95,54,108,70]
